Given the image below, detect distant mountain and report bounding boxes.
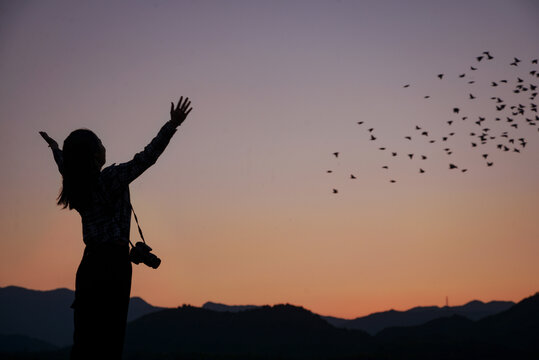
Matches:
[124,304,371,359]
[199,298,514,335]
[0,286,165,347]
[0,286,74,348]
[323,299,514,334]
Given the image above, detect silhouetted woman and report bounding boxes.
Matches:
[39,97,192,359]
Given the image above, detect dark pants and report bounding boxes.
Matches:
[70,243,132,360]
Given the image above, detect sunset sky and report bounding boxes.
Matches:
[1,0,538,319]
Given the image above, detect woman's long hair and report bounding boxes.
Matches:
[57,129,102,211]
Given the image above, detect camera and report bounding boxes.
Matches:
[130,242,161,269]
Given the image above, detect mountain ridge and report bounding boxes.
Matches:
[0,286,537,359]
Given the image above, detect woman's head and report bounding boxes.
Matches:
[57,129,106,210]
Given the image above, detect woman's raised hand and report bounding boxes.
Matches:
[39,131,59,150]
[170,97,193,128]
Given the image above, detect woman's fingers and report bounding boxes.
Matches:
[39,131,50,142]
[176,97,183,111]
[181,100,191,112]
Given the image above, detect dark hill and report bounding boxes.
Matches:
[474,291,539,351]
[124,303,371,359]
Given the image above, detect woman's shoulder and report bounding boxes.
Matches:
[100,163,119,182]
[102,163,118,173]
[100,163,129,196]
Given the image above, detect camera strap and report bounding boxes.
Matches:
[130,204,146,247]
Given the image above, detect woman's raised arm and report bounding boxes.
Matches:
[104,97,193,194]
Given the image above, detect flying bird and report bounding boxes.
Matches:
[438,74,444,79]
[449,164,458,169]
[333,152,339,158]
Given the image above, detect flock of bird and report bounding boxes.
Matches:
[329,53,538,193]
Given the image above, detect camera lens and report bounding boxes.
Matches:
[145,253,161,269]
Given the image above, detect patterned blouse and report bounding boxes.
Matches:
[51,120,178,246]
